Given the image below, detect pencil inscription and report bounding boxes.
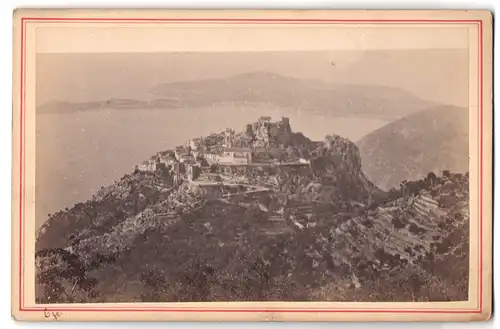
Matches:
[43,308,63,320]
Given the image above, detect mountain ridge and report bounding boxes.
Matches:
[37,72,436,120]
[36,49,469,108]
[357,105,469,190]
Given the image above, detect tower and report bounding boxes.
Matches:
[223,128,234,148]
[281,117,291,133]
[244,124,254,136]
[257,116,271,147]
[187,165,201,181]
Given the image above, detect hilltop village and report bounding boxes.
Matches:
[135,116,312,184]
[36,115,469,304]
[117,115,469,249]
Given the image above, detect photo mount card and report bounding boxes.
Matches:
[11,9,493,322]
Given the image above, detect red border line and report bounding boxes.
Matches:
[22,17,28,311]
[15,307,481,314]
[478,19,484,313]
[18,17,25,312]
[21,17,482,23]
[18,17,484,315]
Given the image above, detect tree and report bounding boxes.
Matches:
[176,260,215,301]
[426,172,437,187]
[210,164,218,173]
[139,267,168,302]
[35,248,99,303]
[400,180,409,198]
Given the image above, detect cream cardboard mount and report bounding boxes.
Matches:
[11,9,493,322]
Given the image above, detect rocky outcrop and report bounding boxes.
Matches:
[311,134,380,202]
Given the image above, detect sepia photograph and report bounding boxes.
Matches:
[11,9,492,322]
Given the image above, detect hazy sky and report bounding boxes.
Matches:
[35,23,470,107]
[36,25,469,53]
[36,49,469,107]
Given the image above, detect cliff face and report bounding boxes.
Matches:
[312,134,379,201]
[34,121,469,303]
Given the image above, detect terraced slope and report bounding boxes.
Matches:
[35,123,469,303]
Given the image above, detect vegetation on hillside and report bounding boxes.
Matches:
[35,125,469,303]
[357,105,469,190]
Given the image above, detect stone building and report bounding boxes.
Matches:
[223,128,235,148]
[173,162,186,184]
[137,159,159,172]
[174,146,190,161]
[244,123,254,136]
[204,147,253,165]
[220,147,253,165]
[254,116,272,147]
[137,161,150,172]
[179,154,196,165]
[249,116,292,148]
[187,164,201,181]
[187,137,203,151]
[159,153,177,166]
[204,152,221,165]
[277,117,291,134]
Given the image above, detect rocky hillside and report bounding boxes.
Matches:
[357,105,469,191]
[35,125,469,303]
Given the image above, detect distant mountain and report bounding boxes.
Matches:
[38,72,437,119]
[36,50,468,108]
[330,49,469,108]
[149,71,437,119]
[37,98,153,113]
[37,100,100,113]
[357,106,469,191]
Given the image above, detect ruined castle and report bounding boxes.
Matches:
[243,116,292,148]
